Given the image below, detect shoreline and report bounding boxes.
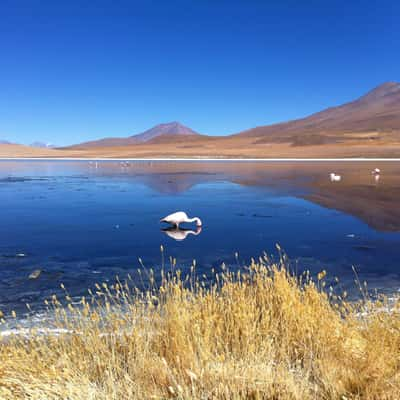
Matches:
[1,157,400,162]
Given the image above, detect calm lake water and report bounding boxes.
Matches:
[1,160,400,322]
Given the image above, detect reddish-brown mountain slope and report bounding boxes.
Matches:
[68,122,203,149]
[235,82,400,145]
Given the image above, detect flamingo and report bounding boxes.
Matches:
[160,211,202,228]
[372,168,381,175]
[329,173,341,182]
[162,226,202,241]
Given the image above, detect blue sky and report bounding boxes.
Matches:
[0,0,399,145]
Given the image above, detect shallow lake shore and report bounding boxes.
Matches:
[1,260,399,399]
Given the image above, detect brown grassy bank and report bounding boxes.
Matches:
[0,257,400,399]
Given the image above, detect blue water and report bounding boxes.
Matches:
[0,160,400,319]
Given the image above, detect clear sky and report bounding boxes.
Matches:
[0,0,399,145]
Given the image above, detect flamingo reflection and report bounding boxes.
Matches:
[161,226,202,241]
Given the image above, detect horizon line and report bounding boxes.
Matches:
[0,157,399,162]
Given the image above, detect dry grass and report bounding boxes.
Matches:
[1,253,400,399]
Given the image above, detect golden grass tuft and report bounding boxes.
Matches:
[1,256,400,399]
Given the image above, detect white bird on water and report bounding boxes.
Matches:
[372,168,381,175]
[329,173,341,182]
[160,211,202,228]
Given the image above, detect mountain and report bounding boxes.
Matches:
[0,140,13,144]
[64,82,400,155]
[132,121,199,142]
[30,141,56,148]
[70,122,202,148]
[235,82,400,145]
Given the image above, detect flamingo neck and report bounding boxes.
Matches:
[187,217,202,226]
[186,230,199,237]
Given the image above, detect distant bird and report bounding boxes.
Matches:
[160,211,202,228]
[162,226,202,241]
[372,168,381,175]
[330,173,341,182]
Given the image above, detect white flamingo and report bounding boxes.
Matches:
[160,211,202,228]
[329,173,341,182]
[162,226,202,241]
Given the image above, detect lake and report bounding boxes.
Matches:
[1,160,400,324]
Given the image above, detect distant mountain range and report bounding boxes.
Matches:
[2,82,400,157]
[69,122,202,148]
[68,82,400,149]
[30,141,56,149]
[0,140,56,148]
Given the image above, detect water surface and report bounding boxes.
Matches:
[1,160,400,321]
